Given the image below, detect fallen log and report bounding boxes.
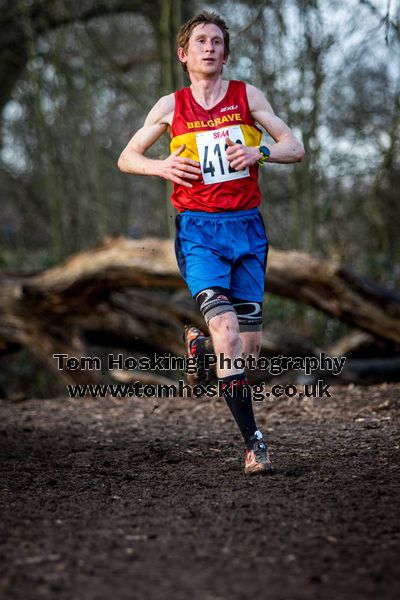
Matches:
[291,355,400,386]
[0,236,399,392]
[326,330,399,359]
[20,236,400,342]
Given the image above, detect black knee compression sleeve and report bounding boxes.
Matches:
[195,287,235,325]
[230,298,263,332]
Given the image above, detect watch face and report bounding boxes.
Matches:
[259,146,270,158]
[258,146,270,164]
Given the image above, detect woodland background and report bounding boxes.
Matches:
[0,0,399,394]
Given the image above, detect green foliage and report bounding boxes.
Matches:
[264,294,350,347]
[0,350,65,398]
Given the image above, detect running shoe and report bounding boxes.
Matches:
[183,325,209,386]
[244,431,274,475]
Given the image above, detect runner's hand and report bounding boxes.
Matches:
[160,144,202,188]
[225,138,260,171]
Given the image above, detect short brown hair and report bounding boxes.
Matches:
[176,11,230,72]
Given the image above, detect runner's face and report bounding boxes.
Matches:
[182,23,226,75]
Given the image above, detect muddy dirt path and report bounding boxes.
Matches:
[1,384,399,600]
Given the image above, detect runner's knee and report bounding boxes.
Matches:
[195,287,236,327]
[208,311,242,356]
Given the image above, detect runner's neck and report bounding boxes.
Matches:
[189,79,229,110]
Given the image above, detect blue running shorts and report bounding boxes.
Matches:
[174,208,268,301]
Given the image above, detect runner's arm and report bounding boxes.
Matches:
[247,84,304,163]
[117,95,201,188]
[225,84,305,170]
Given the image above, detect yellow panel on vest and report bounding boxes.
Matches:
[170,124,262,162]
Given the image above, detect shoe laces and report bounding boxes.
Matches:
[254,440,268,461]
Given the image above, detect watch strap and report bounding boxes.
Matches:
[257,146,270,165]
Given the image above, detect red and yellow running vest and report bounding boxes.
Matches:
[170,80,262,212]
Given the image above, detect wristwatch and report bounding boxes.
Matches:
[257,145,270,164]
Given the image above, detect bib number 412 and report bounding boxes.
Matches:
[195,125,250,185]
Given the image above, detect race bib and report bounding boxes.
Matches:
[195,125,249,185]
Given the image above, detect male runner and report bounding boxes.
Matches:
[118,11,304,474]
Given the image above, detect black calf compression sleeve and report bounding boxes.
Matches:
[219,372,257,445]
